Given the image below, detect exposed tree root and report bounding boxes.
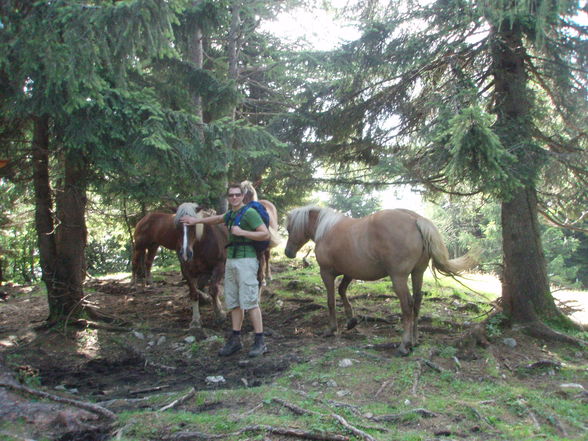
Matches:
[158,387,197,412]
[519,321,586,347]
[0,380,117,420]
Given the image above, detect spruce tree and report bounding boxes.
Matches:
[297,0,587,340]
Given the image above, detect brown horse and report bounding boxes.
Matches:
[131,212,179,285]
[176,203,228,332]
[241,181,281,285]
[284,206,477,355]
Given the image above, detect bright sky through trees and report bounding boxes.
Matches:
[263,1,424,212]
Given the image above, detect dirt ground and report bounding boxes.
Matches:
[0,262,586,441]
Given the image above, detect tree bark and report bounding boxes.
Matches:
[32,115,58,291]
[49,150,88,321]
[491,21,563,323]
[31,117,88,322]
[501,188,560,321]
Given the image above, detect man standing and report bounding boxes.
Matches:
[180,183,270,357]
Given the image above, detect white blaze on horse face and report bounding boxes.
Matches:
[181,224,190,262]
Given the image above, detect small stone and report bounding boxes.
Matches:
[502,338,517,348]
[559,383,585,394]
[132,331,145,340]
[205,376,226,384]
[184,336,196,344]
[54,385,67,391]
[338,358,354,368]
[336,390,351,397]
[326,379,338,387]
[156,336,166,345]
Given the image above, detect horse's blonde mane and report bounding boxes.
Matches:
[174,202,204,240]
[288,205,345,242]
[241,180,258,203]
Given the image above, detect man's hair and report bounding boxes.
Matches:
[227,182,243,195]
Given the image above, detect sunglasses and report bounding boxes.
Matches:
[227,193,242,198]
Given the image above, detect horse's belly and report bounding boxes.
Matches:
[326,258,388,281]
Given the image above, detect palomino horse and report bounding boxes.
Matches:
[284,206,477,355]
[131,212,179,285]
[175,203,228,332]
[240,181,281,285]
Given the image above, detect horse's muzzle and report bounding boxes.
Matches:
[284,248,296,259]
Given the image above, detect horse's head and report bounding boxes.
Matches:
[284,206,314,258]
[175,203,204,263]
[285,206,345,258]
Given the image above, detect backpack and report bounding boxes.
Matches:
[225,201,270,253]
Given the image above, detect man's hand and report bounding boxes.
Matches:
[230,225,245,236]
[180,215,198,226]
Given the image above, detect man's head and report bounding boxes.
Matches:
[226,183,244,208]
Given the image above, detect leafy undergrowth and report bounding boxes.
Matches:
[0,253,586,441]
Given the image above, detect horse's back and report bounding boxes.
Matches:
[134,212,179,250]
[259,199,278,230]
[319,209,425,279]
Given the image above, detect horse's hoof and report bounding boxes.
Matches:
[394,345,412,357]
[189,326,208,340]
[346,317,358,330]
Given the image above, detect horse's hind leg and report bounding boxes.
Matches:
[145,245,159,285]
[338,276,357,330]
[264,249,272,282]
[208,265,226,325]
[410,267,426,347]
[390,274,414,356]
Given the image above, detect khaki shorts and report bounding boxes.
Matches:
[224,257,259,310]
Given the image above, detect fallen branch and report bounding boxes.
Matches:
[272,398,318,416]
[371,408,437,422]
[524,360,562,370]
[168,424,350,441]
[331,413,378,441]
[375,378,393,398]
[518,398,541,430]
[422,359,445,373]
[129,385,170,396]
[158,387,196,412]
[348,294,396,301]
[273,397,385,440]
[0,381,117,420]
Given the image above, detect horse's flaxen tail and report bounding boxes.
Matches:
[416,217,478,277]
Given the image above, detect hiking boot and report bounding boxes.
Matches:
[218,336,242,356]
[248,334,268,357]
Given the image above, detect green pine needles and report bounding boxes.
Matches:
[442,105,520,197]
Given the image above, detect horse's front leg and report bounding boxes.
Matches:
[391,274,414,356]
[320,269,338,336]
[338,275,357,330]
[184,269,207,339]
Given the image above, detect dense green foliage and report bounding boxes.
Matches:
[426,197,587,289]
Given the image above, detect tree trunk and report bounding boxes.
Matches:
[501,188,560,321]
[32,115,57,290]
[31,117,87,322]
[491,21,563,324]
[50,150,88,321]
